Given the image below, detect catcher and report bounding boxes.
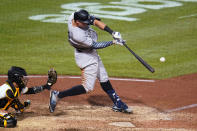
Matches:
[0,66,57,128]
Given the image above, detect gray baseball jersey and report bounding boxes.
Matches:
[67,13,109,92]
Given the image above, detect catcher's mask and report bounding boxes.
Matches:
[8,66,28,89]
[74,9,90,24]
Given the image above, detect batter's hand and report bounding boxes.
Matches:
[112,32,122,40]
[113,39,125,46]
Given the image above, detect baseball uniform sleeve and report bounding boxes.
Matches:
[91,41,113,49]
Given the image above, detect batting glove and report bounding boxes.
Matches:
[113,39,125,46]
[112,32,122,40]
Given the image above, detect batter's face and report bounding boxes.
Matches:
[76,20,88,29]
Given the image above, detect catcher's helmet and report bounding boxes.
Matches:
[8,66,28,88]
[74,9,90,24]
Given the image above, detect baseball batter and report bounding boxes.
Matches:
[0,66,57,128]
[49,9,132,114]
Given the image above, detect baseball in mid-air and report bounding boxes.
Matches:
[160,57,165,62]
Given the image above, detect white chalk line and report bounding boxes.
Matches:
[0,75,155,83]
[179,14,197,19]
[165,104,197,113]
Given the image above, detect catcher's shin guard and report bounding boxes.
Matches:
[0,113,17,128]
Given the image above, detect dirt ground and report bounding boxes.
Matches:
[0,73,197,131]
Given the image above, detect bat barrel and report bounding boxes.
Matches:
[123,42,155,73]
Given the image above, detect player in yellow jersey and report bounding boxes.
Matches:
[0,66,57,128]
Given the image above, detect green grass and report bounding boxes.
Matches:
[0,0,197,79]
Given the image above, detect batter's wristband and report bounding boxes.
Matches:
[104,26,114,34]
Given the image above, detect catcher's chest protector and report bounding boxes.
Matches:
[0,83,20,110]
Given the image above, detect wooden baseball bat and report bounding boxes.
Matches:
[123,42,155,73]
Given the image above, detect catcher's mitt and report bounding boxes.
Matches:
[47,68,57,86]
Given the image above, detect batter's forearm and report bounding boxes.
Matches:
[94,20,106,30]
[94,20,114,34]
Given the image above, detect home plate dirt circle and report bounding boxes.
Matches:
[13,104,194,131]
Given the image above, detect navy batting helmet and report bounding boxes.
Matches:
[8,66,28,88]
[74,9,90,24]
